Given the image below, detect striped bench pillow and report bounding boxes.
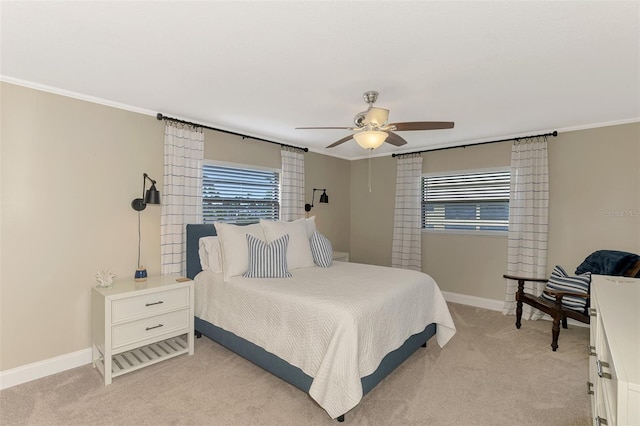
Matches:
[540,265,591,312]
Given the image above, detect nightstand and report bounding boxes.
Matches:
[332,251,349,262]
[91,274,194,385]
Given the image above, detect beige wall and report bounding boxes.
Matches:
[1,83,164,370]
[350,123,640,301]
[349,156,398,266]
[0,82,350,371]
[547,124,640,268]
[1,80,637,373]
[304,152,351,252]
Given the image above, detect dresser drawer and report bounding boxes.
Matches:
[112,309,190,349]
[112,287,189,322]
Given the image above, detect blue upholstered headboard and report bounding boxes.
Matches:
[186,224,217,280]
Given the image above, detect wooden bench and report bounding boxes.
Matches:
[504,257,640,351]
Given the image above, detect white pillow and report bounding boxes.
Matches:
[198,236,222,273]
[198,243,210,271]
[294,216,317,238]
[214,222,266,280]
[260,219,315,270]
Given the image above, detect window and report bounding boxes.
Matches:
[421,168,510,233]
[202,162,280,224]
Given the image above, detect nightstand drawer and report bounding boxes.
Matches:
[112,287,189,323]
[112,309,190,349]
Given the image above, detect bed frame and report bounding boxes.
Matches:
[186,224,437,421]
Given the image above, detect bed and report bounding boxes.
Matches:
[186,223,456,421]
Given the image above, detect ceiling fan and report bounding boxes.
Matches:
[296,91,454,150]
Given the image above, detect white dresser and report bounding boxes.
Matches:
[91,274,194,385]
[588,275,640,425]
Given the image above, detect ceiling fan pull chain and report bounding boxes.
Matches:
[368,156,373,193]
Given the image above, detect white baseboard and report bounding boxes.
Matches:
[0,292,589,390]
[442,291,589,328]
[442,291,505,311]
[0,347,92,390]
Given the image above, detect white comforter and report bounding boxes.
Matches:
[194,261,456,418]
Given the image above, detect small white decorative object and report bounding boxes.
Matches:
[96,270,116,288]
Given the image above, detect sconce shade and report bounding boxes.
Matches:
[319,190,328,204]
[145,183,161,205]
[353,130,388,150]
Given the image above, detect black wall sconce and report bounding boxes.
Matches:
[305,188,328,212]
[130,173,161,281]
[131,173,161,211]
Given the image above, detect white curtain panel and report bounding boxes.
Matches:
[391,153,423,271]
[161,123,204,275]
[280,146,305,221]
[503,136,549,319]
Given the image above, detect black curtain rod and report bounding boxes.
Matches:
[156,113,309,152]
[391,130,558,157]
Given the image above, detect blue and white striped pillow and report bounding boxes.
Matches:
[540,265,591,312]
[310,231,333,268]
[243,234,292,278]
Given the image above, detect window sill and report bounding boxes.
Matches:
[422,229,508,237]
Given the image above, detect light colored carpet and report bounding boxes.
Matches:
[0,303,591,425]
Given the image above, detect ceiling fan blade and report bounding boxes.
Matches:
[385,131,408,146]
[296,126,352,130]
[326,134,354,148]
[390,121,455,131]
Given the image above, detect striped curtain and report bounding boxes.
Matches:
[280,146,305,221]
[161,122,204,275]
[503,136,549,318]
[391,153,423,271]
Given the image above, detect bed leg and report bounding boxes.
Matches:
[421,342,427,348]
[336,415,345,422]
[195,330,202,339]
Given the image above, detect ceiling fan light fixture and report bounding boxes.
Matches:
[354,130,388,150]
[364,107,389,127]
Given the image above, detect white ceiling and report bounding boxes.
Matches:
[2,1,639,160]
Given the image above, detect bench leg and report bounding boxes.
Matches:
[551,315,561,351]
[515,279,525,329]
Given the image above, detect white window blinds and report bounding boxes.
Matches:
[202,163,280,224]
[422,169,510,232]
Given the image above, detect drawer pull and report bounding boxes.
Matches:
[588,346,597,356]
[588,308,597,317]
[145,301,164,307]
[596,360,612,379]
[145,324,164,331]
[586,381,594,395]
[595,416,608,426]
